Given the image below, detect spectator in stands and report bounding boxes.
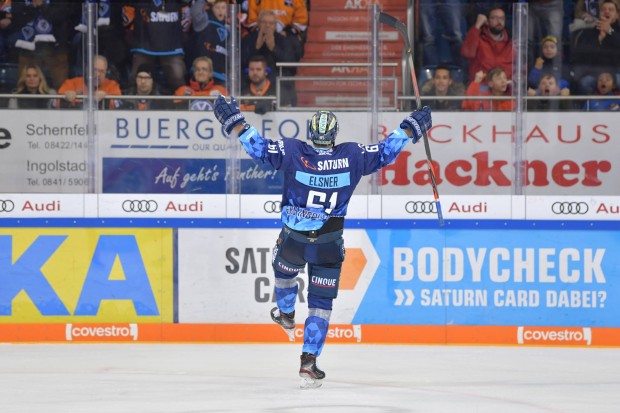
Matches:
[174,55,227,110]
[189,0,229,86]
[461,6,513,81]
[8,63,55,109]
[0,0,11,63]
[528,35,570,92]
[420,0,465,68]
[123,1,188,93]
[574,0,602,24]
[57,54,121,109]
[421,63,464,110]
[10,0,81,89]
[120,63,170,111]
[583,71,620,110]
[527,0,564,69]
[527,72,571,111]
[245,0,307,61]
[571,0,620,95]
[462,67,514,111]
[74,1,130,90]
[240,55,275,114]
[241,9,297,106]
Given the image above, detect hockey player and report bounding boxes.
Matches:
[214,95,432,388]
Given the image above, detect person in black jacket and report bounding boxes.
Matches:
[8,63,56,109]
[421,63,464,111]
[571,0,620,95]
[241,9,297,106]
[123,0,188,93]
[120,63,170,110]
[188,0,228,86]
[10,0,81,89]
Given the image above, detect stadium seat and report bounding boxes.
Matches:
[0,63,19,94]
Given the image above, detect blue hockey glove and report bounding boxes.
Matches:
[400,106,432,143]
[214,95,246,135]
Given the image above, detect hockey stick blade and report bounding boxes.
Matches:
[378,11,445,226]
[378,12,408,43]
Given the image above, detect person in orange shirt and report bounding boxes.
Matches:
[245,0,307,62]
[174,56,227,110]
[57,55,121,109]
[462,67,514,111]
[245,0,307,37]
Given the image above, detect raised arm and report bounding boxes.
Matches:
[214,95,268,162]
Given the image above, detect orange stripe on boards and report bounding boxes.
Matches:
[0,324,619,346]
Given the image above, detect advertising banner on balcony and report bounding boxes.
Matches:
[0,111,616,195]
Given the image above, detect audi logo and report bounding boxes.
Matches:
[404,201,436,214]
[264,201,282,213]
[551,202,588,215]
[0,200,15,212]
[122,200,158,213]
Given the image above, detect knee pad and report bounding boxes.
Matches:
[273,254,304,277]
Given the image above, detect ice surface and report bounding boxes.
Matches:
[0,343,618,412]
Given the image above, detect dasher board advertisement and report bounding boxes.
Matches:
[0,228,174,323]
[177,226,619,328]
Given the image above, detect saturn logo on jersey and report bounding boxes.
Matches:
[317,158,349,171]
[300,156,317,170]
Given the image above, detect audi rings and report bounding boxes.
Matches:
[122,200,158,213]
[0,200,15,212]
[551,201,588,215]
[264,200,282,213]
[404,201,436,214]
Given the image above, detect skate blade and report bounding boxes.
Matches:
[280,326,295,342]
[299,376,323,389]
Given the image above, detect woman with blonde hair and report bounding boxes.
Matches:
[9,64,56,109]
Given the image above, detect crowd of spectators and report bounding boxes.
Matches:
[0,0,618,112]
[0,0,307,113]
[421,0,620,111]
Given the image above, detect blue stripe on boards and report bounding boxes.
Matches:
[0,219,618,230]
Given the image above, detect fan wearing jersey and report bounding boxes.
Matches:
[214,95,432,388]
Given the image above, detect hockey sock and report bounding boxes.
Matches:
[302,308,331,356]
[274,275,298,314]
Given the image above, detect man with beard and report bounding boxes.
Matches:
[240,55,276,114]
[461,6,513,83]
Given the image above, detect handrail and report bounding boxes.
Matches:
[1,92,617,108]
[275,62,398,68]
[0,93,276,101]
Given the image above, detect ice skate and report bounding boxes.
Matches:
[270,307,295,341]
[299,352,325,389]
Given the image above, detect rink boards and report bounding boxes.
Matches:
[1,211,619,346]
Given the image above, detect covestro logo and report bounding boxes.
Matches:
[517,326,591,346]
[66,324,138,341]
[294,325,362,343]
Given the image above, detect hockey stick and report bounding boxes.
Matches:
[378,12,444,226]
